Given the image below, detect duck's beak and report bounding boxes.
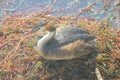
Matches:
[27,20,49,34]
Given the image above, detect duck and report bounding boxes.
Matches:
[30,20,98,60]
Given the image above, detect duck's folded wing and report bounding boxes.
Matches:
[55,34,97,44]
[45,34,97,53]
[55,27,89,38]
[47,27,96,48]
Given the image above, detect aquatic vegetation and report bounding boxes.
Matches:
[0,13,119,80]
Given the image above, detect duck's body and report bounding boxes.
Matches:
[36,22,97,60]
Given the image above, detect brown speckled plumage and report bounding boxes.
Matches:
[42,40,96,60]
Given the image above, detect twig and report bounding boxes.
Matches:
[95,67,104,80]
[25,59,38,78]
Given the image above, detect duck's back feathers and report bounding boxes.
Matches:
[56,27,89,37]
[46,27,97,49]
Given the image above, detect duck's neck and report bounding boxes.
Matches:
[37,30,56,55]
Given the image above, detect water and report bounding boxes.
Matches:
[0,0,119,27]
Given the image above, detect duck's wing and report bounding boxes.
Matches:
[55,27,89,39]
[56,34,97,44]
[46,34,96,49]
[44,34,97,60]
[46,27,96,48]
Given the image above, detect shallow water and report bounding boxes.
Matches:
[0,0,120,27]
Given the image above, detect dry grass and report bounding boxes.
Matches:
[0,13,119,80]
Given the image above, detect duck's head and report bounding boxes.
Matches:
[27,20,56,34]
[44,21,56,32]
